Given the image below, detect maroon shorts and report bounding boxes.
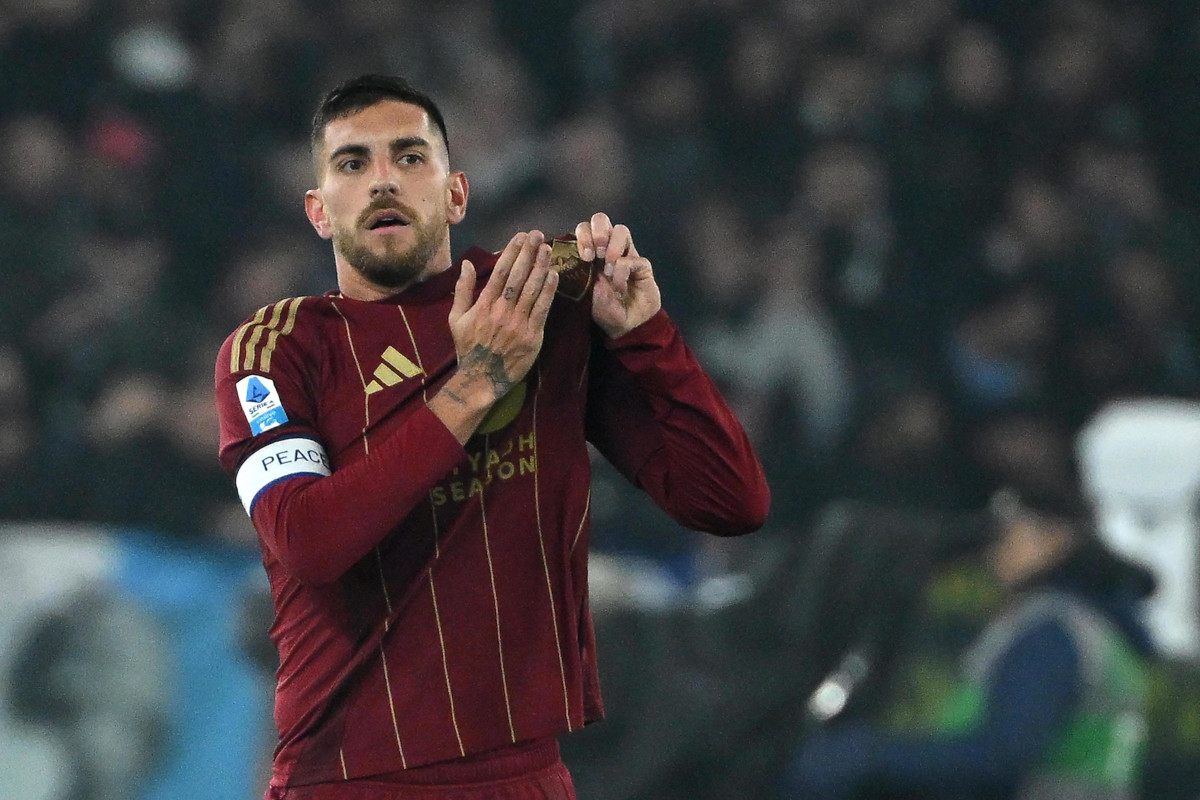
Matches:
[265,738,576,800]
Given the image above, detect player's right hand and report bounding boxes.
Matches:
[447,230,558,404]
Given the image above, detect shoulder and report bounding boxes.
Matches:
[218,295,330,377]
[966,592,1081,680]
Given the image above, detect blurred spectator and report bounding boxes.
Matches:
[691,209,853,446]
[784,482,1156,800]
[208,229,328,334]
[834,376,973,511]
[0,0,1191,551]
[945,279,1060,414]
[0,114,85,346]
[970,410,1079,502]
[0,345,42,518]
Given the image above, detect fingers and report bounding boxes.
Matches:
[606,255,651,296]
[478,231,527,305]
[450,259,476,325]
[575,213,634,276]
[574,220,595,263]
[466,229,556,333]
[501,231,546,308]
[576,212,612,262]
[530,270,558,326]
[602,224,634,276]
[514,241,552,314]
[624,233,639,259]
[590,212,613,259]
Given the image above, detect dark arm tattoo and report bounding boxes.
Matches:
[460,344,513,398]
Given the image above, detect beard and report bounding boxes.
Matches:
[334,202,446,290]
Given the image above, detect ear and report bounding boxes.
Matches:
[446,171,469,225]
[305,189,333,239]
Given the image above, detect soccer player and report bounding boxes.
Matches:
[215,74,770,800]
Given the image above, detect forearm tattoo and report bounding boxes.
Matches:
[461,344,513,398]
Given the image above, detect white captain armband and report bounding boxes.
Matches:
[235,437,332,514]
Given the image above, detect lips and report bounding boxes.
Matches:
[364,207,412,230]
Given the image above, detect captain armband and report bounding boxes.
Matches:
[235,436,332,514]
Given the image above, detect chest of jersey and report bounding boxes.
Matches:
[310,292,592,471]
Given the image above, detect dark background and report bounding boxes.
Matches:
[2,1,1199,798]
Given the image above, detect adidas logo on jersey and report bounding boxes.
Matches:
[365,346,424,395]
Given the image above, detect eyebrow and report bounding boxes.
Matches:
[327,136,432,164]
[328,143,369,164]
[389,136,431,154]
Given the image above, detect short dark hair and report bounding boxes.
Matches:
[310,74,450,157]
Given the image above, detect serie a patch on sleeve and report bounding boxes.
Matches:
[237,375,289,434]
[236,437,332,514]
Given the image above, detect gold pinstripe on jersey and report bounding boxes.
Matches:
[378,641,408,768]
[476,458,518,742]
[569,488,591,556]
[397,304,467,756]
[531,368,574,730]
[332,299,413,765]
[329,300,373,455]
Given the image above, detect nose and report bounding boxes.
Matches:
[369,178,399,198]
[369,156,401,197]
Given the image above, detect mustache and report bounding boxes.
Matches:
[357,198,418,228]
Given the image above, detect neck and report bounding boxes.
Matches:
[335,267,441,301]
[334,242,454,301]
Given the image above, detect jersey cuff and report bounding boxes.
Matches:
[235,436,332,514]
[603,308,672,350]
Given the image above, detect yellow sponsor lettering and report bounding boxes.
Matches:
[429,427,540,506]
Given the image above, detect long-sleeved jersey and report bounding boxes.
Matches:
[215,246,769,788]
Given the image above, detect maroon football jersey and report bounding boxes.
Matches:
[215,247,769,787]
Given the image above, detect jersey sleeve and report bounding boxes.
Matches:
[585,310,770,535]
[215,302,467,585]
[216,300,328,505]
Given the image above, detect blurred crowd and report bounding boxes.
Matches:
[1,0,1199,557]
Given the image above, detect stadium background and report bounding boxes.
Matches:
[2,0,1200,797]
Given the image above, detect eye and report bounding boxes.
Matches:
[338,158,364,173]
[398,152,424,165]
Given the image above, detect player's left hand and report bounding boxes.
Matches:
[575,212,661,338]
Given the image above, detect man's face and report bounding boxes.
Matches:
[986,514,1072,587]
[305,100,467,293]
